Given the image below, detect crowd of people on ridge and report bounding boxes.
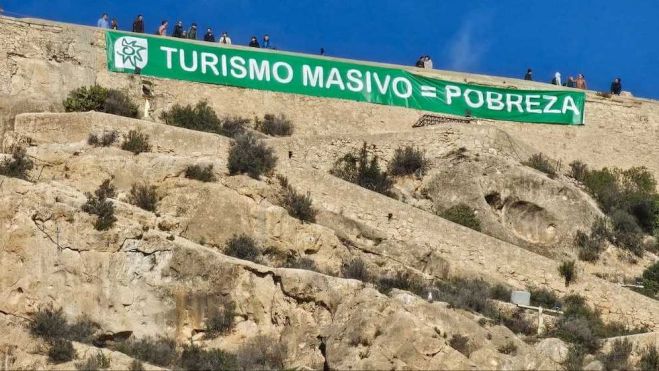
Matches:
[97,12,275,50]
[97,12,625,94]
[524,68,623,95]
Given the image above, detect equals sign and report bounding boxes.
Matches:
[421,86,437,98]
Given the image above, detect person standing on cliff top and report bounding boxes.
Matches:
[132,15,145,33]
[187,23,198,39]
[423,56,433,69]
[204,28,215,42]
[172,21,184,38]
[610,78,622,95]
[110,19,119,30]
[219,32,232,45]
[262,34,272,49]
[566,76,576,88]
[551,72,561,86]
[158,20,168,36]
[524,68,533,81]
[97,13,110,29]
[249,36,260,48]
[575,74,587,90]
[415,56,425,68]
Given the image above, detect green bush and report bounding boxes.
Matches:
[285,256,319,271]
[160,101,249,138]
[434,278,491,314]
[81,179,117,231]
[376,272,426,296]
[75,351,111,370]
[236,335,287,370]
[112,336,177,367]
[637,261,659,299]
[205,301,236,338]
[600,338,632,371]
[121,130,151,155]
[104,89,138,118]
[564,345,586,371]
[449,334,471,356]
[30,308,99,344]
[64,86,137,118]
[489,284,512,302]
[48,339,76,363]
[0,146,34,180]
[128,360,145,371]
[639,345,659,371]
[88,131,118,147]
[529,287,561,308]
[440,204,481,231]
[179,343,238,371]
[574,230,602,262]
[30,308,69,340]
[227,133,278,179]
[64,85,108,113]
[523,153,557,177]
[559,260,577,287]
[185,164,216,182]
[497,341,517,355]
[341,258,370,282]
[277,176,316,223]
[224,234,262,262]
[568,160,588,182]
[499,310,536,336]
[255,114,294,136]
[330,142,393,196]
[611,209,644,256]
[388,146,429,176]
[128,183,158,212]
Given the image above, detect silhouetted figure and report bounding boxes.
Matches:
[566,76,576,88]
[610,78,622,95]
[551,72,561,86]
[97,13,110,29]
[575,74,587,90]
[262,34,272,49]
[423,56,433,69]
[524,68,533,81]
[219,32,232,44]
[320,48,325,56]
[187,23,198,39]
[204,28,215,42]
[110,19,119,30]
[415,56,424,68]
[249,36,260,48]
[132,15,145,33]
[158,20,168,36]
[172,21,184,38]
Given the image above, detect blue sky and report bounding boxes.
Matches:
[3,0,658,99]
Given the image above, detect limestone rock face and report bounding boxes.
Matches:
[1,14,659,371]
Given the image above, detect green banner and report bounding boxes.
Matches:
[106,31,585,125]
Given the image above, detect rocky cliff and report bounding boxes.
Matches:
[0,15,657,370]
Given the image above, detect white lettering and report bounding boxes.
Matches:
[272,62,293,83]
[506,94,524,113]
[221,55,228,77]
[326,68,345,90]
[249,59,270,81]
[179,50,198,72]
[464,89,484,108]
[562,96,580,115]
[346,69,363,92]
[160,47,177,69]
[486,92,505,110]
[230,56,247,78]
[373,73,391,94]
[445,85,462,104]
[365,71,372,93]
[525,94,542,113]
[542,95,561,113]
[392,77,412,98]
[200,53,219,75]
[303,65,324,87]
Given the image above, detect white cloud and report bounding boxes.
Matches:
[446,13,492,72]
